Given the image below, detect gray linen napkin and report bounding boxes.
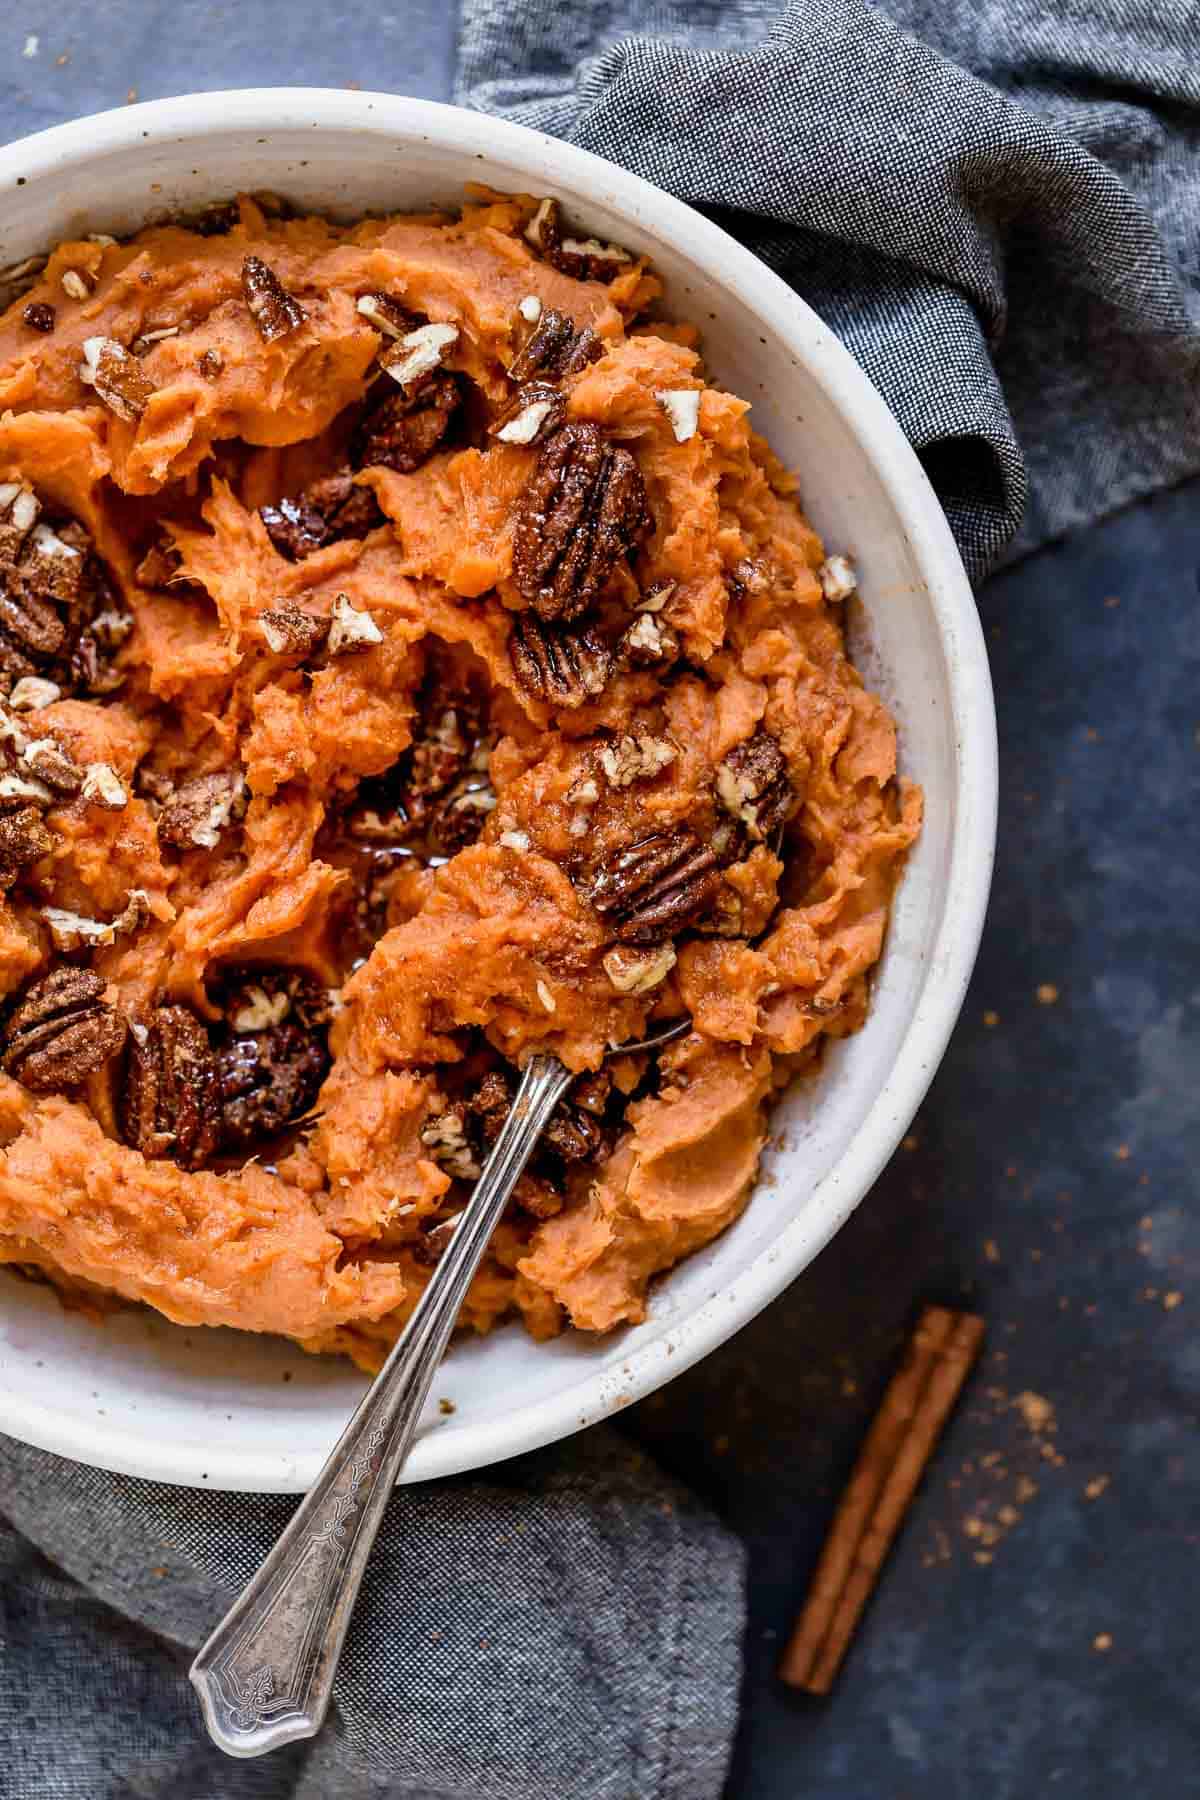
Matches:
[4,3,1200,1796]
[0,1428,744,1798]
[458,0,1200,581]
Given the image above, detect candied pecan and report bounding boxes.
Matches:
[512,1173,562,1220]
[78,337,154,424]
[241,255,307,342]
[134,536,189,590]
[420,1109,480,1180]
[490,382,565,447]
[0,805,52,888]
[429,776,497,856]
[121,1004,223,1169]
[618,611,678,668]
[523,199,634,284]
[2,967,128,1092]
[212,965,333,1034]
[355,291,415,338]
[513,422,650,623]
[508,308,602,384]
[259,495,328,561]
[509,614,612,711]
[0,496,130,695]
[215,1021,329,1153]
[352,374,460,475]
[467,1068,513,1147]
[260,469,382,563]
[588,826,726,944]
[22,302,55,334]
[257,604,330,657]
[572,1069,612,1115]
[544,1103,607,1164]
[602,942,678,994]
[715,731,796,843]
[19,734,83,794]
[157,770,247,851]
[413,1212,465,1266]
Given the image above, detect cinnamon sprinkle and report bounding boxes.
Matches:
[778,1305,985,1694]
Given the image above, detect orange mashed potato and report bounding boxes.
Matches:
[0,190,920,1370]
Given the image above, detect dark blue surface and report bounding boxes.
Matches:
[3,10,1196,1795]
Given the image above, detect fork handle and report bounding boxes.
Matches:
[190,1051,575,1758]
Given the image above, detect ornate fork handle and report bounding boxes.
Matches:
[190,1052,575,1758]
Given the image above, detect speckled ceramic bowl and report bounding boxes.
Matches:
[0,89,996,1491]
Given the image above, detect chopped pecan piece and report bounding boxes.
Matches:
[413,1211,465,1265]
[508,307,602,385]
[241,255,307,343]
[215,1021,329,1153]
[618,611,679,667]
[198,348,224,379]
[588,827,726,944]
[2,967,127,1092]
[352,374,460,475]
[512,1173,563,1220]
[0,493,130,695]
[513,422,650,623]
[602,942,678,994]
[597,734,676,789]
[429,776,497,856]
[0,805,53,887]
[78,337,155,423]
[715,732,796,843]
[523,199,632,284]
[381,323,459,392]
[490,382,565,447]
[544,1103,607,1164]
[157,769,247,851]
[212,965,332,1035]
[327,592,382,656]
[355,291,415,338]
[420,1109,480,1180]
[22,302,55,334]
[260,468,383,563]
[20,734,83,794]
[655,389,701,443]
[509,614,611,710]
[467,1068,513,1147]
[41,889,149,953]
[257,604,330,657]
[121,1003,222,1169]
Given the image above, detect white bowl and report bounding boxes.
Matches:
[0,90,996,1491]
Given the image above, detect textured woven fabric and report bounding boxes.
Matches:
[0,1428,744,1798]
[457,0,1200,581]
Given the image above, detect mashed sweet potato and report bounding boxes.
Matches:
[0,190,920,1369]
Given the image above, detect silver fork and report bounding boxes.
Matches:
[190,1020,689,1759]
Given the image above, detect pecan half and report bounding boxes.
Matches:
[513,423,649,623]
[508,308,602,385]
[121,1004,223,1169]
[157,770,248,851]
[346,680,491,855]
[241,255,308,343]
[509,614,612,711]
[715,732,796,843]
[2,967,127,1091]
[352,374,460,475]
[260,468,383,563]
[588,827,726,944]
[466,1064,608,1172]
[215,1020,329,1153]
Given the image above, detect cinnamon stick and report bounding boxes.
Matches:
[779,1305,985,1693]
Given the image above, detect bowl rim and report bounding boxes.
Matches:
[0,89,997,1490]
